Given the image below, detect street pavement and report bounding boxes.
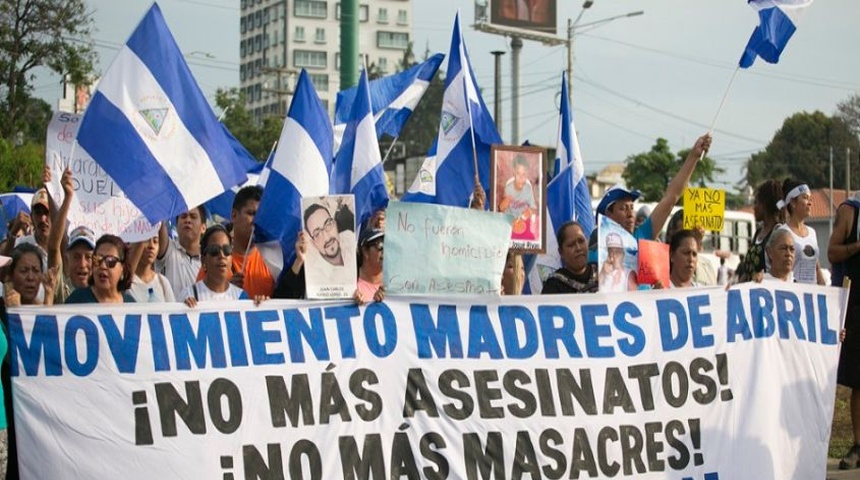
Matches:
[828,459,860,479]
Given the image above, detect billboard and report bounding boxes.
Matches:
[489,0,557,34]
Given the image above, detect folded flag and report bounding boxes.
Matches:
[401,13,501,207]
[254,69,333,276]
[334,53,444,146]
[75,3,248,224]
[739,0,813,68]
[331,68,389,229]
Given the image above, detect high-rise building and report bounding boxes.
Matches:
[239,0,413,123]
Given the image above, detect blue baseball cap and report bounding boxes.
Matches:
[596,185,642,219]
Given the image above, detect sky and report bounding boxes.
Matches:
[33,0,860,191]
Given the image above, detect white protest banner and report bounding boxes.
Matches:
[9,282,847,479]
[384,201,513,295]
[45,111,159,242]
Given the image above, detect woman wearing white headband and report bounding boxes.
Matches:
[776,179,825,285]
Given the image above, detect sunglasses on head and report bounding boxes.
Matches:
[204,244,233,257]
[92,254,122,269]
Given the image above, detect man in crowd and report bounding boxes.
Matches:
[596,134,712,241]
[15,188,51,262]
[208,185,274,298]
[831,191,860,469]
[157,206,206,298]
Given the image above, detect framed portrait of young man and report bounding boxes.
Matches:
[300,194,357,299]
[489,144,547,253]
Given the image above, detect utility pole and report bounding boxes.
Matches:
[829,146,834,236]
[340,0,359,89]
[261,66,296,117]
[491,50,505,140]
[510,36,522,145]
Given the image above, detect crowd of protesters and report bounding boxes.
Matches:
[0,131,857,475]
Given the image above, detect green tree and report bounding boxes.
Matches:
[0,137,45,192]
[836,93,860,136]
[622,138,723,202]
[0,0,95,140]
[744,111,859,189]
[215,88,281,162]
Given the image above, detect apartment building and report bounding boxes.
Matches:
[239,0,413,122]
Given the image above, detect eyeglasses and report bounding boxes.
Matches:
[204,244,233,257]
[92,254,122,269]
[309,218,336,242]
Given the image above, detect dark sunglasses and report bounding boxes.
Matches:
[92,254,122,269]
[204,244,233,257]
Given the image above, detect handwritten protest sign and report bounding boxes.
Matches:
[45,111,159,242]
[638,239,670,287]
[683,187,725,231]
[384,201,512,295]
[8,283,847,479]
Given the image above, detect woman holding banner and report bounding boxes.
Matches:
[762,228,796,282]
[65,235,135,304]
[128,235,175,303]
[669,229,700,288]
[180,225,249,306]
[501,251,525,295]
[2,243,55,306]
[542,221,598,294]
[354,226,385,304]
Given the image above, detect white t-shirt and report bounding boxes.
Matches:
[179,281,248,303]
[781,225,819,284]
[129,273,176,303]
[156,238,201,299]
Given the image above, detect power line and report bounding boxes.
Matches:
[172,0,236,11]
[575,75,766,145]
[583,33,859,91]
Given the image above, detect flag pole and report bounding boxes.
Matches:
[702,66,740,159]
[462,54,482,206]
[380,137,400,165]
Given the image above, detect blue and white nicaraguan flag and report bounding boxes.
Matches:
[254,70,333,276]
[401,13,501,207]
[75,3,248,224]
[739,0,813,68]
[527,72,594,293]
[331,68,390,229]
[334,53,444,145]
